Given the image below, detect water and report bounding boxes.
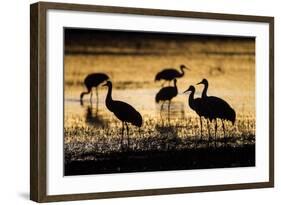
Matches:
[64,50,255,129]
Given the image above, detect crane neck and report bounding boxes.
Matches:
[202,82,208,98]
[105,84,113,111]
[80,90,90,100]
[188,89,195,109]
[180,67,185,76]
[174,80,178,91]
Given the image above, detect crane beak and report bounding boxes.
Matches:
[183,88,190,94]
[183,66,191,71]
[196,81,203,85]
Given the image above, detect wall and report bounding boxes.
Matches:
[0,0,279,204]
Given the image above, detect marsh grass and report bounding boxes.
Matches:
[64,115,255,163]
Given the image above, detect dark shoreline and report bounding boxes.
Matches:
[64,144,255,176]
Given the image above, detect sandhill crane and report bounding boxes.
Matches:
[155,65,190,86]
[155,79,178,118]
[103,81,143,150]
[80,73,109,105]
[197,79,236,145]
[183,85,212,143]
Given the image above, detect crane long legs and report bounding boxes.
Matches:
[214,119,218,147]
[95,87,99,111]
[160,102,165,119]
[120,122,131,151]
[168,101,171,123]
[121,122,124,151]
[222,120,226,146]
[125,122,130,148]
[90,90,93,104]
[199,118,211,147]
[196,118,228,147]
[83,87,99,110]
[199,116,203,141]
[207,119,211,147]
[159,101,171,124]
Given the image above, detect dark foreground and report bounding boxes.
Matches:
[64,144,255,176]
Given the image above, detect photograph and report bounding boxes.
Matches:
[63,28,256,176]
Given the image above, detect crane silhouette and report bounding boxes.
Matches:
[103,81,143,150]
[155,65,190,86]
[155,79,178,119]
[183,85,212,144]
[197,79,236,145]
[80,73,109,105]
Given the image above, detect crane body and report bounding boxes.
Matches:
[103,81,142,150]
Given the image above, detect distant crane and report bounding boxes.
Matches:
[197,79,236,145]
[155,79,178,118]
[183,85,212,143]
[103,81,143,150]
[80,73,109,105]
[155,65,190,86]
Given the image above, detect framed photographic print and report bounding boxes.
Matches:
[30,1,274,202]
